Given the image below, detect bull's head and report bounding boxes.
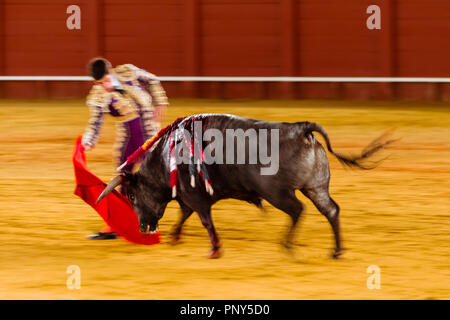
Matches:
[96,172,169,234]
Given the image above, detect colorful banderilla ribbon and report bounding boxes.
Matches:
[117,116,214,198]
[117,117,186,172]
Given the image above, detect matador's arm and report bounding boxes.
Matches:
[82,85,110,149]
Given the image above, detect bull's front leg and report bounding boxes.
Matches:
[170,200,194,245]
[197,208,222,259]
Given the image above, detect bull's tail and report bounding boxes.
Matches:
[302,121,397,170]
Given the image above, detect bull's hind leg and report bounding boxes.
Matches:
[170,200,194,245]
[264,189,304,251]
[301,186,342,259]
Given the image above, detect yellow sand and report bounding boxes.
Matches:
[0,98,449,299]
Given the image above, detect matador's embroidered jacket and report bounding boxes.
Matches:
[82,64,169,148]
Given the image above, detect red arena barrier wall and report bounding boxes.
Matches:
[0,0,450,100]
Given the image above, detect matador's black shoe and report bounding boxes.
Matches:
[87,232,118,240]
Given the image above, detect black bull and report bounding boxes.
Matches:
[97,114,394,259]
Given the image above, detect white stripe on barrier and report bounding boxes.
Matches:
[0,76,450,82]
[160,77,450,83]
[0,76,92,81]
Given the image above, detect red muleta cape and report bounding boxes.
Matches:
[72,136,161,245]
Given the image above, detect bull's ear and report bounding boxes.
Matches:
[123,171,135,186]
[96,174,126,204]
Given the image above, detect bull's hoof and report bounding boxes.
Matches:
[208,247,223,259]
[169,234,182,246]
[331,249,343,260]
[281,245,297,259]
[280,239,294,251]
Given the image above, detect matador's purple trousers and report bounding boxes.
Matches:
[116,117,146,195]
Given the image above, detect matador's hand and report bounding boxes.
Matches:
[82,142,93,151]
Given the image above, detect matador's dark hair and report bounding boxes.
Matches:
[88,57,111,80]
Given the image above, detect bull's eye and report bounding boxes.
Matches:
[128,194,135,202]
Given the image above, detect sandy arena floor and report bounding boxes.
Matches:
[0,98,449,299]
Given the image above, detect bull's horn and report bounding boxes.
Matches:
[96,175,123,204]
